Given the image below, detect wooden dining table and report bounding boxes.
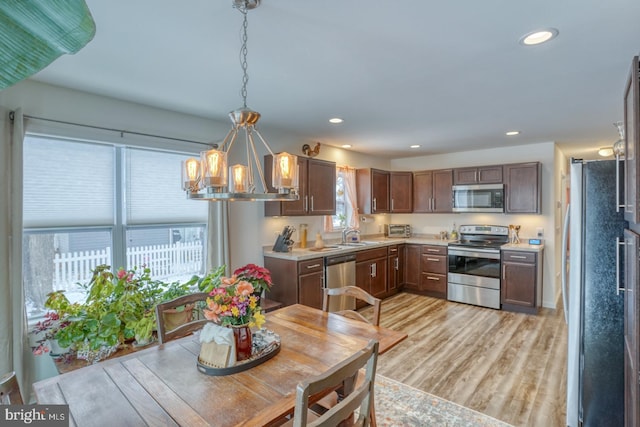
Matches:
[33,304,407,427]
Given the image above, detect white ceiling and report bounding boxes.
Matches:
[31,0,640,160]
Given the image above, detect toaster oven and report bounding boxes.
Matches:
[384,224,411,238]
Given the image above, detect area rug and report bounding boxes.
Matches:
[373,375,514,427]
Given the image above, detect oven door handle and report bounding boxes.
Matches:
[448,248,501,260]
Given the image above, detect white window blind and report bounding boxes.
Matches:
[23,135,114,228]
[125,148,208,224]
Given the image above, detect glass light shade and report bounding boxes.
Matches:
[182,158,201,191]
[272,152,298,192]
[201,149,228,187]
[598,147,614,157]
[229,164,249,193]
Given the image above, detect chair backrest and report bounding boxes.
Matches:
[0,371,23,405]
[292,339,379,427]
[155,292,210,344]
[322,286,381,326]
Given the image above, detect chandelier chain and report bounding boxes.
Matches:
[240,6,249,108]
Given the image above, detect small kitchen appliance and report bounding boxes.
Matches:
[447,224,509,309]
[452,184,504,213]
[384,224,411,238]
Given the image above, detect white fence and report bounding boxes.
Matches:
[53,241,205,290]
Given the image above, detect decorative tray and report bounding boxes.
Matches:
[197,329,281,376]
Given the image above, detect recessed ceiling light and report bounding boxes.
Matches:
[341,144,352,149]
[598,147,614,157]
[329,118,343,124]
[506,131,520,136]
[410,145,421,149]
[519,28,559,46]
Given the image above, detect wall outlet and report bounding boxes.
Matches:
[537,227,544,237]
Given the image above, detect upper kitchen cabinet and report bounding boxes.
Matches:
[357,168,390,214]
[624,56,640,224]
[264,156,336,216]
[390,172,413,213]
[412,169,453,213]
[504,162,541,214]
[453,166,503,185]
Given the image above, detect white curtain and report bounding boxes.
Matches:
[324,165,360,231]
[0,109,29,402]
[207,201,230,273]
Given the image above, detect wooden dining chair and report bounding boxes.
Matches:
[155,292,209,344]
[322,286,381,327]
[0,371,23,405]
[288,339,379,427]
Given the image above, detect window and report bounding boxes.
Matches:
[328,166,359,231]
[332,171,347,229]
[22,134,208,318]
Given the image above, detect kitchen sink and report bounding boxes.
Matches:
[339,241,379,247]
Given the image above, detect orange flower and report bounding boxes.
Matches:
[220,275,238,287]
[236,280,254,296]
[204,298,222,322]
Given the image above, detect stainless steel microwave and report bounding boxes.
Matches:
[452,184,504,213]
[384,224,411,238]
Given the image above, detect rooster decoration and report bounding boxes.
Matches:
[302,142,321,158]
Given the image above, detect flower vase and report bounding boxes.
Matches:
[231,324,252,361]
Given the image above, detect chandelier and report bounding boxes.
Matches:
[181,0,299,201]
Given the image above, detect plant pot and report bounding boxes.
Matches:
[48,339,70,356]
[76,344,118,365]
[163,303,194,331]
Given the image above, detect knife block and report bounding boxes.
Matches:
[272,234,292,252]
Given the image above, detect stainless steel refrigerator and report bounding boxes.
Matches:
[563,159,627,426]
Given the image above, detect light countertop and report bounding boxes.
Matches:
[264,235,543,261]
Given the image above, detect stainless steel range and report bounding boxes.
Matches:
[447,225,509,309]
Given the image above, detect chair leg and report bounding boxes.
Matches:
[370,400,377,427]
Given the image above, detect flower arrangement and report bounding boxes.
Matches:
[203,273,266,329]
[233,263,273,294]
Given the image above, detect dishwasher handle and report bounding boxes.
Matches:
[325,253,357,266]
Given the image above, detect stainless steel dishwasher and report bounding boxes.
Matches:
[324,253,357,311]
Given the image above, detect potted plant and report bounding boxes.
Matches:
[31,310,70,357]
[156,276,200,333]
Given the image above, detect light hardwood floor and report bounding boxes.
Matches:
[361,292,567,427]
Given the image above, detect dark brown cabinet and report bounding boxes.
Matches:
[624,56,640,224]
[412,169,453,213]
[263,257,324,309]
[624,229,640,427]
[504,162,541,214]
[390,172,413,213]
[403,244,421,289]
[355,247,388,299]
[420,245,447,299]
[501,250,542,313]
[387,244,404,293]
[453,166,503,185]
[264,157,336,216]
[356,168,390,214]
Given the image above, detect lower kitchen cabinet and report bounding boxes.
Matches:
[403,244,447,299]
[501,250,543,313]
[387,244,404,293]
[355,247,388,300]
[264,256,324,309]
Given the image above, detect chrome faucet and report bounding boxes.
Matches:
[341,227,361,244]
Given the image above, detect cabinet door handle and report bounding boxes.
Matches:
[616,237,626,295]
[306,264,321,269]
[373,198,377,212]
[389,248,397,253]
[426,248,439,253]
[394,258,399,270]
[304,196,309,212]
[616,154,625,212]
[370,263,377,278]
[427,276,440,281]
[426,257,440,262]
[503,264,506,279]
[310,195,314,212]
[509,255,527,260]
[391,199,395,211]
